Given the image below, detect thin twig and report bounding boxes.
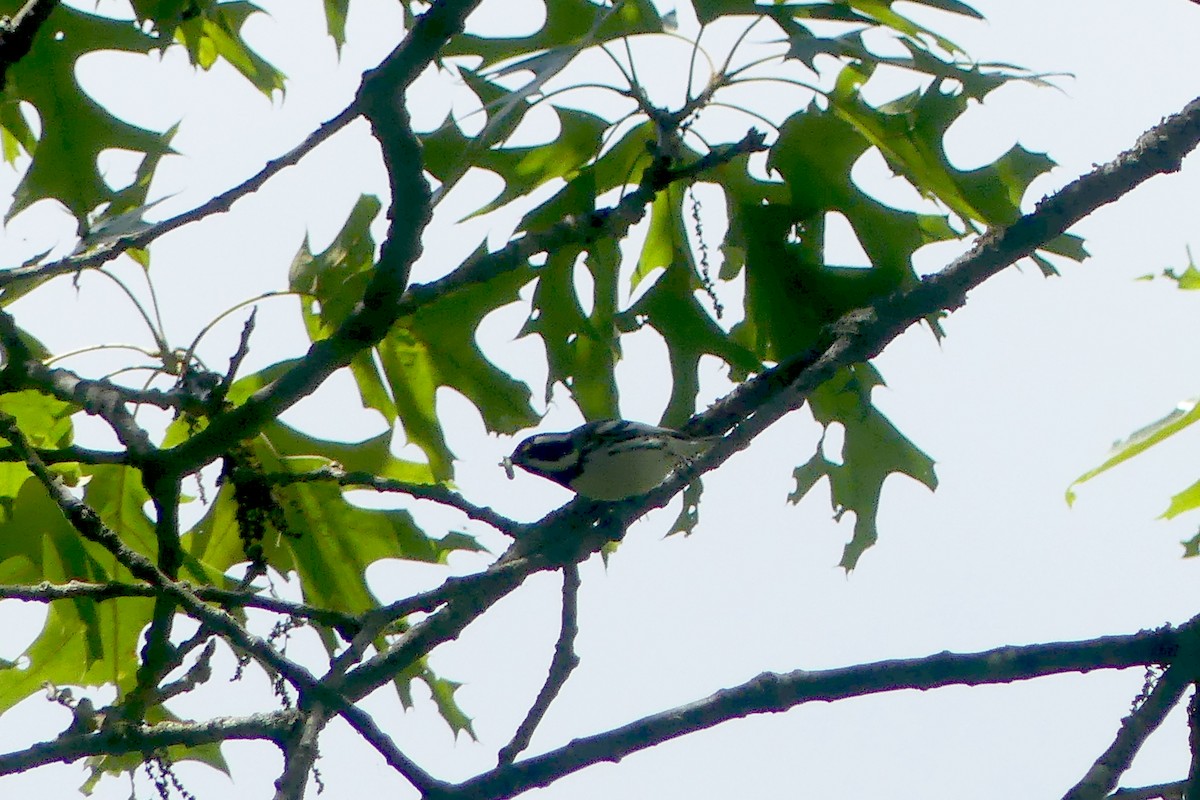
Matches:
[266,466,525,537]
[1061,666,1193,800]
[0,580,362,637]
[498,564,581,765]
[0,102,361,289]
[225,307,258,387]
[0,445,128,465]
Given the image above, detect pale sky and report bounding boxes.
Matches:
[3,0,1200,797]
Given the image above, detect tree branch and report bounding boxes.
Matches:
[0,444,128,465]
[265,466,525,537]
[273,710,327,800]
[160,0,484,480]
[1110,781,1186,800]
[448,623,1194,800]
[0,580,361,637]
[0,711,296,776]
[498,564,581,765]
[0,309,159,459]
[1186,684,1200,800]
[0,104,361,290]
[1062,666,1193,800]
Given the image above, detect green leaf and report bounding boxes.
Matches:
[323,0,350,50]
[381,267,539,480]
[1067,398,1200,506]
[289,195,384,339]
[740,63,1063,363]
[440,0,663,66]
[421,672,475,740]
[424,79,608,220]
[0,365,77,516]
[821,64,1049,229]
[1144,248,1200,289]
[2,4,173,227]
[468,108,608,220]
[175,2,286,97]
[691,0,759,25]
[791,366,937,570]
[420,67,538,206]
[260,420,435,484]
[0,478,155,714]
[0,390,75,449]
[289,195,397,424]
[0,94,36,165]
[82,464,159,563]
[1162,265,1200,290]
[1163,478,1200,520]
[668,481,704,537]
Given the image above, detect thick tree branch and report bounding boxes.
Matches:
[273,711,327,800]
[161,0,483,479]
[1110,781,1186,799]
[1186,685,1200,800]
[448,623,1195,800]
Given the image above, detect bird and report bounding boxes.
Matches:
[502,419,720,500]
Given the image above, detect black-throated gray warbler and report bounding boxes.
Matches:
[502,420,719,500]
